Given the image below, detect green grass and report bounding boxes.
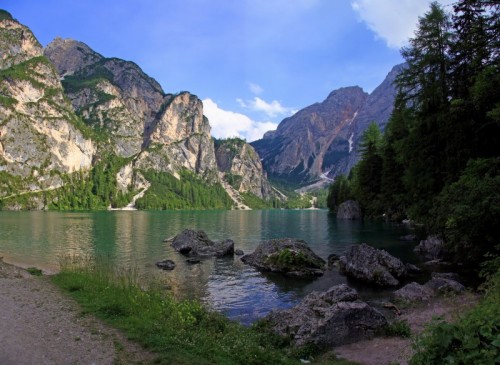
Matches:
[52,262,353,364]
[26,267,43,276]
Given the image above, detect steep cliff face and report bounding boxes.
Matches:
[215,138,275,199]
[44,38,165,157]
[136,92,219,180]
[0,15,94,201]
[252,66,401,185]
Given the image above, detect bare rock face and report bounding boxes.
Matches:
[215,138,276,200]
[262,284,387,348]
[338,243,408,287]
[336,200,362,220]
[45,38,165,158]
[241,238,326,277]
[0,16,94,203]
[0,11,42,69]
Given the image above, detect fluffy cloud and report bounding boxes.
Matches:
[202,98,278,142]
[351,0,455,48]
[236,96,291,118]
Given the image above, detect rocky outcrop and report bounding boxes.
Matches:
[0,11,42,70]
[393,282,435,302]
[336,200,362,220]
[215,138,277,200]
[338,243,408,287]
[262,284,387,348]
[0,15,94,203]
[240,238,326,277]
[171,229,234,257]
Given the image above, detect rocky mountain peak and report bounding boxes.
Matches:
[252,67,401,185]
[0,12,42,70]
[44,37,102,76]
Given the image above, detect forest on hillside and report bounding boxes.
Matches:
[328,1,499,270]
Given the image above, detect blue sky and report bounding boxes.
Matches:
[4,0,453,141]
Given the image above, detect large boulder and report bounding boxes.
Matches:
[394,273,465,303]
[394,282,435,302]
[414,236,445,261]
[338,243,408,287]
[240,238,326,277]
[336,200,362,220]
[262,284,387,348]
[171,229,234,257]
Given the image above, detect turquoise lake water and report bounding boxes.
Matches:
[0,210,419,324]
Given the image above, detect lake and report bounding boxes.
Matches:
[0,210,419,324]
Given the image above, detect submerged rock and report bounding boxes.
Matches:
[241,238,326,277]
[171,229,234,257]
[336,200,362,220]
[155,259,176,270]
[234,249,244,256]
[338,243,408,287]
[262,284,387,348]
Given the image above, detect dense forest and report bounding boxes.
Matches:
[328,1,499,270]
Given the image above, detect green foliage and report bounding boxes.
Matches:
[62,62,115,94]
[381,320,411,338]
[213,137,246,152]
[26,267,43,276]
[135,170,233,210]
[0,56,52,89]
[51,264,301,365]
[0,95,17,108]
[223,172,243,189]
[49,154,133,210]
[410,261,500,365]
[327,175,352,211]
[351,122,384,218]
[430,158,500,268]
[266,248,318,270]
[241,192,272,209]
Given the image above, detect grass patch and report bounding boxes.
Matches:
[26,267,43,276]
[52,263,293,365]
[380,319,411,338]
[52,262,352,364]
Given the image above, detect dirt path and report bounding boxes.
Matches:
[333,293,480,365]
[0,260,155,365]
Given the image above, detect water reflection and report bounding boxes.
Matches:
[0,210,416,324]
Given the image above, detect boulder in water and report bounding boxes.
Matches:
[338,243,408,287]
[241,238,326,278]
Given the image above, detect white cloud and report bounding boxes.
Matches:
[202,98,278,142]
[351,0,455,48]
[248,82,264,95]
[237,96,291,118]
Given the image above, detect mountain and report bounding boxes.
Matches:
[251,65,402,186]
[0,11,277,210]
[215,138,277,207]
[0,11,94,208]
